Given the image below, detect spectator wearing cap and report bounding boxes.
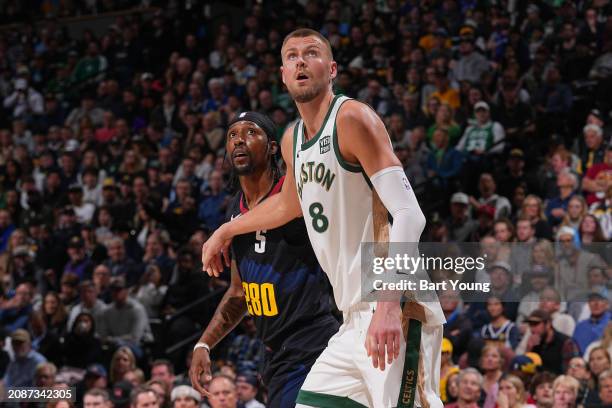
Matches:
[457,101,505,156]
[59,271,80,310]
[84,388,113,408]
[524,309,580,374]
[430,67,460,110]
[3,328,46,387]
[98,276,151,358]
[470,173,512,220]
[580,124,607,175]
[0,282,33,332]
[574,287,612,354]
[582,143,612,206]
[64,236,94,281]
[452,30,490,84]
[235,373,264,408]
[440,338,460,403]
[67,280,107,331]
[446,192,478,242]
[170,385,200,408]
[556,227,606,300]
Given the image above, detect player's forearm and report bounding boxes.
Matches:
[199,287,247,348]
[222,192,299,238]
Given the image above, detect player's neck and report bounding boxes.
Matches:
[239,167,275,209]
[296,90,334,141]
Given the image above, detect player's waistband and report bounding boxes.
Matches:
[342,302,376,317]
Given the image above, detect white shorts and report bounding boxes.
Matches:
[296,303,444,408]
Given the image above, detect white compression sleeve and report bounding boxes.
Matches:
[369,166,426,243]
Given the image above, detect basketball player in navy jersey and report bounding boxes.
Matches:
[190,112,339,407]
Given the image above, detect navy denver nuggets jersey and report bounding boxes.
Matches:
[228,176,339,352]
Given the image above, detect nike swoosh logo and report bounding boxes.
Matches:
[230,213,241,221]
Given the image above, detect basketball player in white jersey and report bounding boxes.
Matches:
[202,29,445,408]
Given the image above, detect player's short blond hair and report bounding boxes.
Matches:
[282,28,333,59]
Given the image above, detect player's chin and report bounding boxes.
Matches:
[233,163,253,175]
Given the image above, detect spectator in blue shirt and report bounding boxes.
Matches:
[198,170,228,231]
[573,287,611,354]
[545,171,578,226]
[427,127,464,189]
[4,329,46,387]
[0,283,33,333]
[0,209,15,253]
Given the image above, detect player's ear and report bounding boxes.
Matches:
[330,60,338,81]
[280,66,287,85]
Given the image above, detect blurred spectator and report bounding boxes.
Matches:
[0,282,34,331]
[3,79,44,120]
[457,102,505,157]
[480,295,520,349]
[470,173,511,220]
[529,371,555,408]
[129,386,159,408]
[552,375,580,408]
[3,328,46,387]
[62,312,103,369]
[582,145,611,206]
[235,373,264,408]
[34,361,57,387]
[208,375,239,408]
[98,276,151,358]
[441,289,473,361]
[150,359,176,394]
[83,388,112,408]
[574,287,612,354]
[446,193,477,242]
[170,385,201,408]
[445,367,483,408]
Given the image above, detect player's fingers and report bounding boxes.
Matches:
[367,335,378,368]
[377,336,386,371]
[189,366,205,395]
[212,254,223,278]
[387,333,395,365]
[394,331,401,360]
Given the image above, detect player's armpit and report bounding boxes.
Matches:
[335,100,401,178]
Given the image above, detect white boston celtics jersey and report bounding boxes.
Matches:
[292,95,385,312]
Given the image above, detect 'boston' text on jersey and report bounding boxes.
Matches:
[297,161,336,199]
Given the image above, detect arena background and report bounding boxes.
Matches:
[0,0,610,407]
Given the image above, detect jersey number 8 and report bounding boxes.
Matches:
[242,282,279,317]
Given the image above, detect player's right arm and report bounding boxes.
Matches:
[202,125,302,276]
[190,259,246,396]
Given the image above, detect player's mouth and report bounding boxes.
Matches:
[296,72,309,84]
[232,149,250,165]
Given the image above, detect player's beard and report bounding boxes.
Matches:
[290,80,327,103]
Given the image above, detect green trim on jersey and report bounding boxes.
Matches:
[296,390,368,408]
[301,94,342,150]
[397,318,422,408]
[332,113,362,173]
[292,121,300,179]
[360,170,373,190]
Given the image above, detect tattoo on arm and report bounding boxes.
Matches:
[200,260,247,348]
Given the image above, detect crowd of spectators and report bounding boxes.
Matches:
[0,0,611,407]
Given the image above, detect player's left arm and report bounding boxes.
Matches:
[337,101,427,371]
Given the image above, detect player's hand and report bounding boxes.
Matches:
[190,347,213,398]
[201,225,232,277]
[365,302,402,371]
